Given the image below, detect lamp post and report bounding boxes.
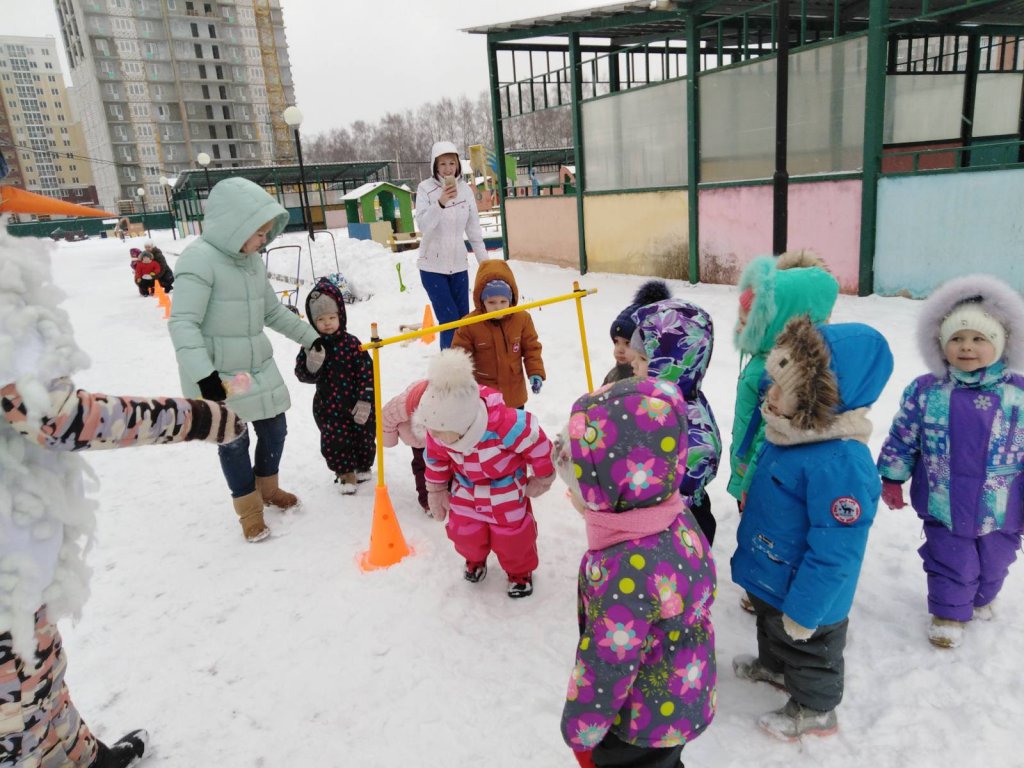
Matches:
[136,186,149,238]
[282,105,315,241]
[196,152,211,235]
[159,175,177,240]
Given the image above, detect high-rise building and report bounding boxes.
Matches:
[54,0,297,211]
[0,36,98,207]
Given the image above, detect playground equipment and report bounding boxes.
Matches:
[264,243,303,315]
[356,281,597,571]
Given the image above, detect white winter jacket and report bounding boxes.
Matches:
[415,142,488,274]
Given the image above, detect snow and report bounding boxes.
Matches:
[41,228,1022,767]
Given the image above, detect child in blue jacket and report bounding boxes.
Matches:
[730,316,893,740]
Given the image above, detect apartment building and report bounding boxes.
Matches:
[54,0,298,211]
[0,36,98,206]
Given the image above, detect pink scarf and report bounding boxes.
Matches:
[583,493,686,550]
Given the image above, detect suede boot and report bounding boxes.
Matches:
[232,491,270,542]
[255,474,299,510]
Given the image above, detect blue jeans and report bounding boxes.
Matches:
[218,413,288,498]
[419,269,470,349]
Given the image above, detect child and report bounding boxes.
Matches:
[133,249,160,296]
[144,239,174,292]
[419,348,554,597]
[731,316,893,740]
[294,277,375,494]
[451,259,543,409]
[878,275,1024,649]
[381,378,430,514]
[554,377,716,767]
[729,251,839,510]
[628,298,721,546]
[603,280,671,385]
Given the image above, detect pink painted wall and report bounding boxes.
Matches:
[505,196,580,269]
[698,179,862,293]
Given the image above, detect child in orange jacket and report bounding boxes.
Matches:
[451,260,544,408]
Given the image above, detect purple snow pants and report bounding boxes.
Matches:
[920,520,1022,621]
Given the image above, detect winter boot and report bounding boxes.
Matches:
[928,616,966,648]
[732,654,786,690]
[758,699,838,741]
[255,474,299,510]
[93,729,149,768]
[739,593,756,614]
[507,574,533,599]
[973,602,996,622]
[335,473,358,495]
[232,491,270,543]
[355,469,373,483]
[464,562,487,583]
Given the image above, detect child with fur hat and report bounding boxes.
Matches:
[878,274,1024,650]
[451,259,544,409]
[381,378,430,513]
[729,251,839,510]
[295,276,375,494]
[629,298,721,546]
[419,348,554,597]
[554,377,716,767]
[731,316,893,740]
[603,280,672,385]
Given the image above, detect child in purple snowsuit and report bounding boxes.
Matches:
[878,274,1024,649]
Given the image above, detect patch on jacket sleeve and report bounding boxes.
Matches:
[830,496,861,524]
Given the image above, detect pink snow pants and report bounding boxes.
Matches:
[445,510,538,579]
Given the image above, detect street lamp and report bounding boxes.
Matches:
[136,186,150,238]
[282,105,315,241]
[196,151,212,193]
[159,175,177,240]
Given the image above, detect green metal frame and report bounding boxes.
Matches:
[858,0,888,297]
[569,32,588,274]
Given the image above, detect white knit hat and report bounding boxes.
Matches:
[418,349,481,435]
[940,304,1006,362]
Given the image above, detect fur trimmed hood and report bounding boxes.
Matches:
[916,274,1024,376]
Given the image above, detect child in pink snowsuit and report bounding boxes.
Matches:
[381,379,430,513]
[419,349,555,598]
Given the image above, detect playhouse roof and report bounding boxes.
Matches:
[341,181,411,201]
[171,160,392,195]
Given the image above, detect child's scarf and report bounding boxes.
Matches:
[583,492,685,550]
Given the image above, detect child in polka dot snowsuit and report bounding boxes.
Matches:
[295,277,375,492]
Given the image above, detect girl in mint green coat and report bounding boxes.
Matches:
[169,177,320,542]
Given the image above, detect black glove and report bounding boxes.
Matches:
[310,337,325,353]
[197,371,227,402]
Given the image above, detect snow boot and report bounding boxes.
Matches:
[507,574,533,599]
[929,616,966,648]
[758,699,837,741]
[739,593,756,614]
[973,602,995,622]
[255,474,299,510]
[232,491,270,543]
[732,654,786,690]
[355,470,373,483]
[464,562,487,583]
[335,473,358,495]
[93,728,149,768]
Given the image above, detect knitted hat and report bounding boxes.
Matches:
[307,289,339,323]
[566,377,688,512]
[130,247,142,257]
[418,348,482,435]
[610,279,672,340]
[939,304,1006,362]
[480,279,512,303]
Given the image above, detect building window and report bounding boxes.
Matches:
[208,24,216,39]
[190,23,199,37]
[205,104,213,119]
[228,143,236,159]
[215,65,223,79]
[208,125,216,138]
[221,105,230,119]
[201,84,209,98]
[194,43,202,58]
[212,144,220,159]
[198,64,207,78]
[218,84,226,99]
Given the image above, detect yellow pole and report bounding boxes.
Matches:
[573,280,595,392]
[370,322,385,488]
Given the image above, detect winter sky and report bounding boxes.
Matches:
[1,0,603,135]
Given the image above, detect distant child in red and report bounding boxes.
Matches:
[133,251,160,296]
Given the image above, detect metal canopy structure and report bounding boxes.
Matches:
[505,147,576,167]
[170,161,392,195]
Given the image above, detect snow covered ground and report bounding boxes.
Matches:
[42,228,1022,767]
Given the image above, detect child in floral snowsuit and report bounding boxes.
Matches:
[554,377,716,768]
[629,298,721,546]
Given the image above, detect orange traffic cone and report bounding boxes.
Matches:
[419,304,437,345]
[358,485,413,571]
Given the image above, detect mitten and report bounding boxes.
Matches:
[352,400,372,425]
[881,479,906,510]
[530,374,543,394]
[305,338,326,373]
[572,750,597,768]
[426,481,450,522]
[782,614,816,642]
[525,473,555,498]
[197,371,227,401]
[185,399,246,444]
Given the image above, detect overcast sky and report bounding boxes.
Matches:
[0,0,604,135]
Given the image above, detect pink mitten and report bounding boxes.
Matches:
[525,473,555,498]
[426,482,450,522]
[223,372,253,398]
[881,479,906,510]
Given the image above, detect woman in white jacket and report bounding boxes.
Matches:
[415,141,489,349]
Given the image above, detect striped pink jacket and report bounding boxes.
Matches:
[425,386,553,526]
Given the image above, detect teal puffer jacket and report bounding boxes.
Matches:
[169,177,319,422]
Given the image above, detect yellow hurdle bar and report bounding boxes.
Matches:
[369,323,386,488]
[573,281,595,393]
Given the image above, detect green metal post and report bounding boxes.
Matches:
[686,10,701,284]
[569,32,588,274]
[858,0,888,296]
[486,39,509,259]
